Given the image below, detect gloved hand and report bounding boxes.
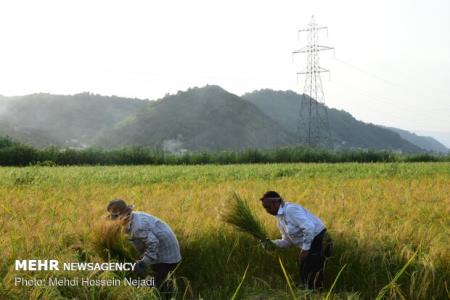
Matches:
[259,239,276,251]
[133,260,148,277]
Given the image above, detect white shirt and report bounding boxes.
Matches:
[272,201,325,251]
[127,211,181,264]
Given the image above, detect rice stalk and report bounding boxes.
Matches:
[278,256,297,300]
[230,263,250,300]
[91,219,138,262]
[325,264,347,300]
[375,250,418,300]
[222,192,268,241]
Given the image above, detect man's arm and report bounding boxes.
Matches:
[272,222,293,248]
[140,230,160,265]
[272,237,293,248]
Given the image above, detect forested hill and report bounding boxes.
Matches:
[0,87,446,153]
[0,93,147,148]
[96,85,294,150]
[386,127,449,153]
[243,89,447,153]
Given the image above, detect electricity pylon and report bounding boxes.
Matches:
[293,15,333,148]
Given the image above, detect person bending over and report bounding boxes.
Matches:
[107,199,181,297]
[259,191,332,290]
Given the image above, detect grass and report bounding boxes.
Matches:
[374,251,418,300]
[230,264,250,300]
[279,256,298,300]
[0,162,449,299]
[325,264,347,300]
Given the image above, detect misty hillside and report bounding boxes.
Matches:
[0,87,445,153]
[242,89,425,153]
[97,86,294,150]
[0,93,147,148]
[387,127,449,153]
[0,120,61,148]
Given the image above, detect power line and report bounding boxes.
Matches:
[328,74,448,122]
[328,79,444,125]
[331,57,450,110]
[328,79,445,115]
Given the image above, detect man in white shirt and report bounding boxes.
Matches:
[107,199,181,298]
[260,191,332,290]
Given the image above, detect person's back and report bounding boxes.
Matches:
[274,201,325,249]
[127,211,181,264]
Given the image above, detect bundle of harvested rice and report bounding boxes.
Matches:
[222,192,268,241]
[92,219,138,262]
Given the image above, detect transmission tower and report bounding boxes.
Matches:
[293,15,334,148]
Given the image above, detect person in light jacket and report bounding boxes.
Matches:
[259,191,332,290]
[107,199,181,297]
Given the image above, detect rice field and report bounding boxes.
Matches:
[0,163,449,299]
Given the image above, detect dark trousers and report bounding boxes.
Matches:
[299,229,332,290]
[151,262,179,298]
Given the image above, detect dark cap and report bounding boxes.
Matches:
[107,199,133,214]
[260,191,281,200]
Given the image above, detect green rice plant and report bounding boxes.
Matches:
[91,219,138,262]
[375,250,418,300]
[30,285,64,300]
[325,264,347,300]
[1,163,449,299]
[222,192,268,241]
[278,256,297,300]
[230,264,249,300]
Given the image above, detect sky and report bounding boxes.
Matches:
[0,0,449,146]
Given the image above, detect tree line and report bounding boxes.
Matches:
[0,136,448,166]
